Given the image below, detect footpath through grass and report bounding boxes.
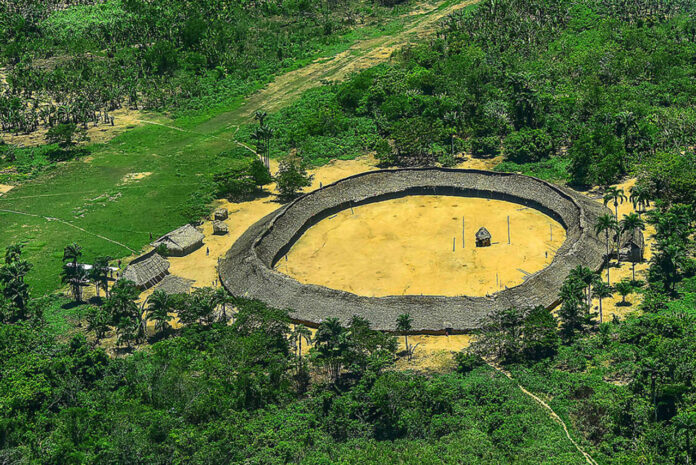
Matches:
[0,0,478,294]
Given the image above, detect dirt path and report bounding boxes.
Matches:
[198,0,479,132]
[492,364,600,465]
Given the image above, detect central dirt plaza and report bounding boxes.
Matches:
[280,195,566,297]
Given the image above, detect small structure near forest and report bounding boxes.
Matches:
[213,220,229,235]
[122,251,170,289]
[153,274,194,295]
[475,227,491,247]
[152,224,204,256]
[619,228,645,263]
[214,208,228,221]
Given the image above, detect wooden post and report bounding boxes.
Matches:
[462,217,465,248]
[496,273,499,288]
[453,237,456,252]
[507,216,511,244]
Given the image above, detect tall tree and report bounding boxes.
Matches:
[591,281,613,324]
[396,313,413,360]
[603,186,627,220]
[594,213,618,284]
[619,212,646,279]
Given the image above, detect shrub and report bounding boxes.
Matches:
[504,128,554,163]
[471,136,500,158]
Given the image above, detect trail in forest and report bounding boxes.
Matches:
[197,0,479,133]
[491,364,600,465]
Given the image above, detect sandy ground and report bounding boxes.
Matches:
[124,157,650,370]
[0,184,13,196]
[282,195,565,296]
[1,107,143,148]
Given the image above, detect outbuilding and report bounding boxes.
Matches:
[152,224,204,256]
[475,227,491,247]
[122,251,170,289]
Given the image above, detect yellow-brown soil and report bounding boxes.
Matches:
[0,184,13,195]
[1,107,143,148]
[281,195,566,297]
[126,157,650,370]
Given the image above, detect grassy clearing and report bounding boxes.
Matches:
[0,0,473,294]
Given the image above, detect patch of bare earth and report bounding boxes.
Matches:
[1,107,143,148]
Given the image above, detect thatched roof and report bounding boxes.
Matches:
[153,275,194,295]
[476,227,491,240]
[153,224,204,256]
[620,228,644,248]
[123,251,169,289]
[221,168,608,332]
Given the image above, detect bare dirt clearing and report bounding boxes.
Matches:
[2,107,143,148]
[281,195,566,297]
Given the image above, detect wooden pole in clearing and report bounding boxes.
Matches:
[453,237,456,252]
[507,216,511,244]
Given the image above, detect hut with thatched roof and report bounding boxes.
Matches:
[153,275,195,295]
[475,227,491,247]
[619,228,645,263]
[153,224,204,256]
[122,251,170,289]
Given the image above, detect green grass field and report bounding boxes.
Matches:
[0,0,471,294]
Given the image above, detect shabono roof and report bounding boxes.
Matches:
[476,227,491,240]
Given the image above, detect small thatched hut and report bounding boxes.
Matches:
[619,228,645,263]
[153,275,195,295]
[475,227,491,247]
[122,251,170,289]
[153,224,204,256]
[214,208,229,221]
[213,220,229,235]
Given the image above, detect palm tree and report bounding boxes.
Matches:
[570,265,596,306]
[61,264,89,302]
[147,290,172,336]
[603,186,627,220]
[396,313,413,360]
[629,184,651,216]
[214,287,234,323]
[292,324,313,365]
[674,408,696,464]
[620,212,646,280]
[0,260,32,315]
[615,279,633,305]
[89,256,111,298]
[592,281,613,324]
[62,242,82,268]
[594,213,618,284]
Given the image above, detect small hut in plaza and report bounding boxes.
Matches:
[619,228,645,263]
[122,251,170,289]
[475,227,491,247]
[153,224,204,256]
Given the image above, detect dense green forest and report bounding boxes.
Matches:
[3,0,696,463]
[0,0,410,133]
[229,0,696,194]
[2,198,696,464]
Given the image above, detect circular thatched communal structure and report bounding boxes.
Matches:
[220,168,608,332]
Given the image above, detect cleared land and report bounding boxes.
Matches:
[281,195,566,297]
[0,0,479,294]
